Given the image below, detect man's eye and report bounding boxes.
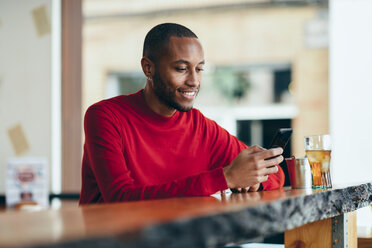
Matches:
[197,68,204,72]
[176,68,186,71]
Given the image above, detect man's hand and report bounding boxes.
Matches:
[223,145,283,189]
[230,183,261,193]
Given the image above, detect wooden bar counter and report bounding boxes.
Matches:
[0,183,371,248]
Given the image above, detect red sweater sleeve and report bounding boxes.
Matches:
[204,118,285,191]
[83,106,228,202]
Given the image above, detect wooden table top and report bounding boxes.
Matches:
[0,183,371,248]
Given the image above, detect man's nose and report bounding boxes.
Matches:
[186,70,200,87]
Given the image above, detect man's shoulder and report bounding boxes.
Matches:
[88,91,140,112]
[92,95,128,107]
[85,91,142,123]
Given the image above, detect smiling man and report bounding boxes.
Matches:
[80,23,285,204]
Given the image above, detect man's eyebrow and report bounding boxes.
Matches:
[172,59,205,65]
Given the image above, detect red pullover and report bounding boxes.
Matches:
[79,90,284,203]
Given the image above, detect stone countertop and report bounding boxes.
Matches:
[128,183,372,248]
[25,183,372,248]
[0,183,372,248]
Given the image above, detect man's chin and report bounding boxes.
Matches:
[159,95,194,112]
[175,104,193,112]
[177,107,193,112]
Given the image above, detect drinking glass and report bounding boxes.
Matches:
[304,134,332,189]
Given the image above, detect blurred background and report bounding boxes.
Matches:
[0,0,371,241]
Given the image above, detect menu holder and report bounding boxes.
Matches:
[6,157,49,209]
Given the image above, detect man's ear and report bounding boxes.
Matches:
[141,57,155,78]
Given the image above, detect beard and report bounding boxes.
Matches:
[152,70,196,113]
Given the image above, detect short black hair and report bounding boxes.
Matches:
[143,23,198,63]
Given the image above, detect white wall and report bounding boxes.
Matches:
[0,0,54,193]
[329,0,372,185]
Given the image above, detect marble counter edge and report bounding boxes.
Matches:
[30,183,372,248]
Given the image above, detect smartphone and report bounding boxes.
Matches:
[265,128,293,161]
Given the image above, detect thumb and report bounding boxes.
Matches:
[248,183,261,192]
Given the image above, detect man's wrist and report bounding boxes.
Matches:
[222,166,234,189]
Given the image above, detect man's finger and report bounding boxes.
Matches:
[244,145,266,155]
[241,187,250,193]
[248,153,283,171]
[255,147,283,160]
[255,164,279,177]
[266,165,279,175]
[258,175,269,183]
[263,155,284,168]
[248,184,260,192]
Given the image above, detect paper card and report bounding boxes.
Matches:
[6,157,49,209]
[31,5,51,37]
[7,123,30,156]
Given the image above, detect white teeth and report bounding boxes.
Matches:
[179,90,197,98]
[184,92,195,96]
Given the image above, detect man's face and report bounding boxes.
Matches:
[151,36,204,113]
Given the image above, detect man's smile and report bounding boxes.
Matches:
[178,89,198,100]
